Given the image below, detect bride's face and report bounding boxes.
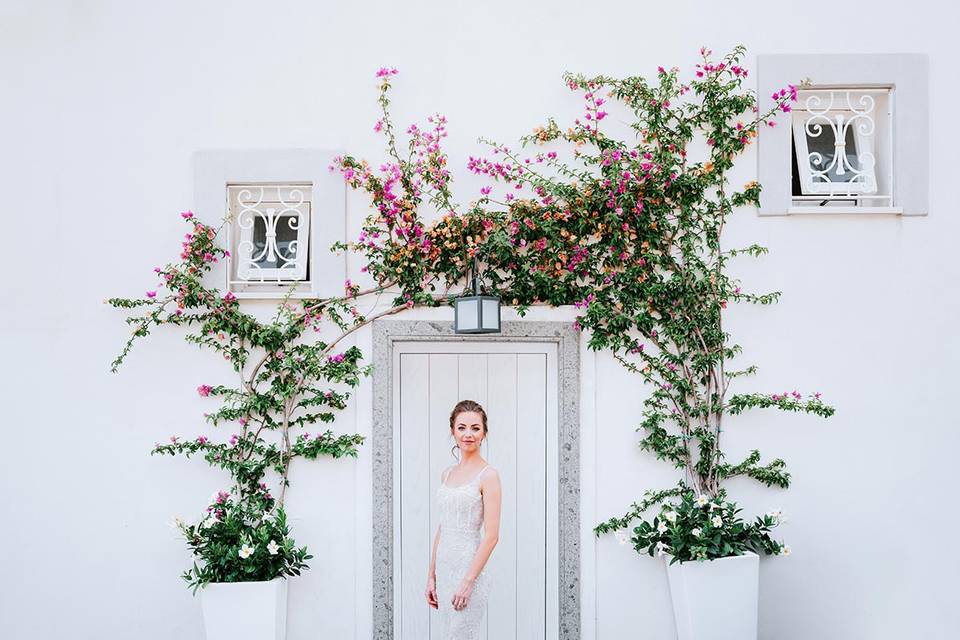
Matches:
[452,411,485,451]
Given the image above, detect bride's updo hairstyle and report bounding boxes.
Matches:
[449,399,488,460]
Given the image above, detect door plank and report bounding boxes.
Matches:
[486,354,519,639]
[518,353,547,639]
[399,354,430,640]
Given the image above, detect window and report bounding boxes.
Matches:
[789,88,891,212]
[757,53,928,216]
[194,150,345,299]
[228,184,312,286]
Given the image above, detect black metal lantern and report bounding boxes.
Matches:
[453,256,501,334]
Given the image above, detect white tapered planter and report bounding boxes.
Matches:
[664,551,759,640]
[200,577,288,640]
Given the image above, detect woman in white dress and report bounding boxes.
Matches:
[425,400,502,639]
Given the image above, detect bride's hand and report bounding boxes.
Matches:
[425,576,438,609]
[452,577,474,611]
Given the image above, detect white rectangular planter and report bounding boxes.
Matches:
[664,552,759,640]
[200,577,288,640]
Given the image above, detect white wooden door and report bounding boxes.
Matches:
[393,341,559,640]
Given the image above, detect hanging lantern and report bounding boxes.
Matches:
[453,256,501,334]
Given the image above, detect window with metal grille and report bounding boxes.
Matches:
[227,184,312,289]
[756,53,928,217]
[789,87,894,213]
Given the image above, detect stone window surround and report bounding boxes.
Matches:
[757,53,929,216]
[193,148,346,298]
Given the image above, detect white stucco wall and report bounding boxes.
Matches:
[2,1,958,639]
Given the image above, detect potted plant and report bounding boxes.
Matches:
[108,212,388,637]
[173,487,310,640]
[575,46,836,638]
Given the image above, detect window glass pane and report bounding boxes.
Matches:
[252,214,300,269]
[804,122,860,184]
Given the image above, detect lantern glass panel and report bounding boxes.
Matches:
[481,298,500,330]
[456,298,479,331]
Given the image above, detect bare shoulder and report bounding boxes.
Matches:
[479,465,501,488]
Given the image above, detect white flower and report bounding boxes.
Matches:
[657,520,669,534]
[238,544,255,559]
[167,516,193,541]
[166,516,187,533]
[780,544,791,557]
[711,515,723,527]
[614,531,630,546]
[262,512,276,523]
[202,516,218,529]
[655,541,670,557]
[663,510,677,523]
[267,540,280,555]
[766,508,788,525]
[694,494,709,507]
[690,528,702,538]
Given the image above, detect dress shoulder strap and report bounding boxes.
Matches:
[474,465,491,482]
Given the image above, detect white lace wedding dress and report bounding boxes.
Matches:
[435,464,494,639]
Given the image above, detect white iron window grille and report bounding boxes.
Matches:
[227,184,312,287]
[790,87,894,212]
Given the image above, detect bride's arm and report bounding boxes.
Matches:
[463,468,502,583]
[428,523,441,580]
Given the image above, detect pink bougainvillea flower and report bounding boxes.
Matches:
[146,290,157,298]
[197,384,213,397]
[375,67,398,78]
[180,210,194,219]
[196,436,208,445]
[228,434,238,446]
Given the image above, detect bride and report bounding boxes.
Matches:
[425,399,502,639]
